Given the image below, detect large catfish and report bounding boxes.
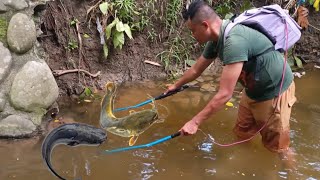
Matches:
[100,82,159,146]
[41,123,107,180]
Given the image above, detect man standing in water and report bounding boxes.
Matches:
[166,0,297,162]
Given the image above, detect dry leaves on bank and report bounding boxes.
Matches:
[297,6,309,29]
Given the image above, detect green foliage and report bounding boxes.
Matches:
[67,40,78,51]
[94,0,160,59]
[132,0,157,31]
[157,34,196,73]
[165,0,183,35]
[0,17,8,43]
[215,0,236,17]
[114,0,139,23]
[97,2,134,59]
[287,48,304,70]
[79,87,102,101]
[240,0,254,13]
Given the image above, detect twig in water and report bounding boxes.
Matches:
[52,69,101,78]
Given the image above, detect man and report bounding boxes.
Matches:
[166,0,297,157]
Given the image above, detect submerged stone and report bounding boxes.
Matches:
[0,115,36,137]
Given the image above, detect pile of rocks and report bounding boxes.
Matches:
[0,0,58,138]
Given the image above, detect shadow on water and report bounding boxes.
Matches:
[1,69,320,180]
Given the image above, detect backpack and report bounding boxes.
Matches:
[223,4,302,52]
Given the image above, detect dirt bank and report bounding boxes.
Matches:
[37,0,320,97]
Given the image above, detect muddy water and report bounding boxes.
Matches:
[1,69,320,180]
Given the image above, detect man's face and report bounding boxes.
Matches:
[187,19,209,44]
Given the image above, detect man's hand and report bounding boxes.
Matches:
[164,84,180,95]
[180,120,199,136]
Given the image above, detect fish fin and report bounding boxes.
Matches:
[129,136,138,146]
[129,110,136,115]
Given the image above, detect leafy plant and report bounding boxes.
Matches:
[287,47,304,70]
[79,87,102,102]
[165,0,183,35]
[67,40,78,51]
[0,17,8,43]
[240,0,254,13]
[157,33,196,74]
[98,2,133,58]
[215,0,236,17]
[113,0,139,24]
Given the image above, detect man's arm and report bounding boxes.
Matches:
[180,61,244,135]
[170,55,213,89]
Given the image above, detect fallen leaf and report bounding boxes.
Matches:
[226,102,234,107]
[314,0,320,11]
[297,6,309,29]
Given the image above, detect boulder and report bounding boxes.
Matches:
[0,42,12,82]
[7,13,36,54]
[0,115,36,137]
[10,61,59,112]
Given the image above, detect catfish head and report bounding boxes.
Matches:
[41,123,107,180]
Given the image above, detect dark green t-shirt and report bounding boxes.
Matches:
[203,20,293,101]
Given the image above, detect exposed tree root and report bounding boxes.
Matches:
[52,69,101,78]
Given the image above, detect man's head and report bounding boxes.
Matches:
[183,0,221,44]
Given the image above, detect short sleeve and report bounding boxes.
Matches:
[223,34,249,65]
[202,41,218,59]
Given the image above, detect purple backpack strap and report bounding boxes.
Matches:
[223,21,236,44]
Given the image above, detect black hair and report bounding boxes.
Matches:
[182,0,218,23]
[182,0,207,21]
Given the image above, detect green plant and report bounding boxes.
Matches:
[147,27,158,43]
[98,2,133,58]
[287,47,304,70]
[0,17,8,43]
[113,0,139,24]
[215,0,236,17]
[67,40,78,51]
[240,0,254,13]
[79,87,102,102]
[165,0,183,35]
[157,33,196,74]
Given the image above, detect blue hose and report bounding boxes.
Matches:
[113,85,190,112]
[104,131,181,154]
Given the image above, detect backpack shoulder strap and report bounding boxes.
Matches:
[223,21,236,44]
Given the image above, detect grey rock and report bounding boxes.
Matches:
[0,1,7,13]
[7,13,36,54]
[4,0,28,10]
[0,115,36,137]
[0,92,6,112]
[0,42,12,82]
[10,61,59,112]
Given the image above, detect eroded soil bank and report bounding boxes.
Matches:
[38,0,320,97]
